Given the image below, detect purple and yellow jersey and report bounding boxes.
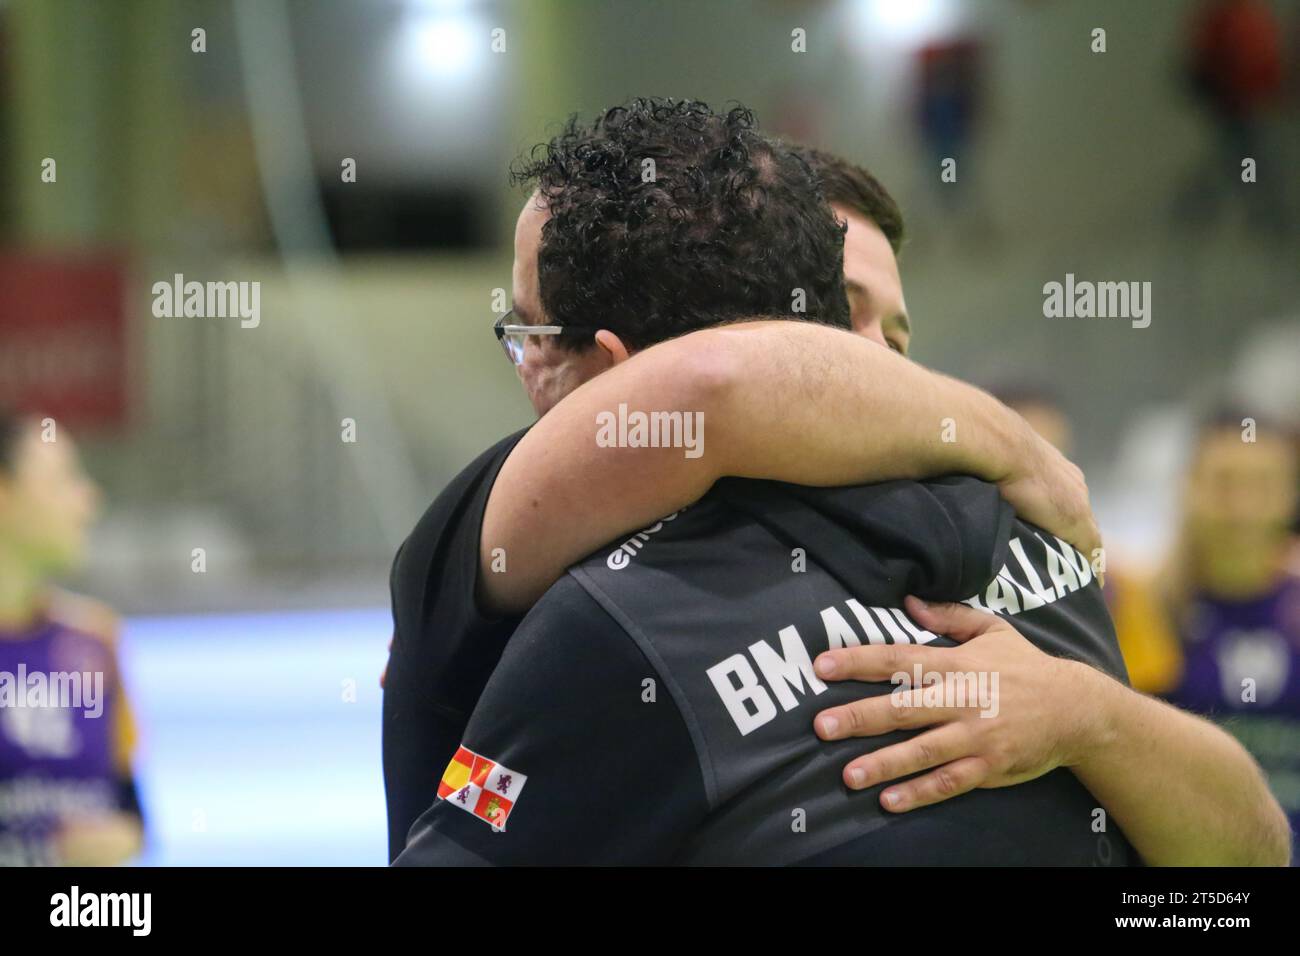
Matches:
[1165,572,1300,860]
[0,592,137,866]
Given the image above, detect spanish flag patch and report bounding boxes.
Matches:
[437,745,527,830]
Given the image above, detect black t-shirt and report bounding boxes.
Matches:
[382,429,527,861]
[394,476,1136,866]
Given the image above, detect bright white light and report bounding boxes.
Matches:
[383,5,496,168]
[404,0,479,11]
[858,0,961,46]
[404,14,479,79]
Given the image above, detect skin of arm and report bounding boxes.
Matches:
[811,596,1292,867]
[1067,663,1291,866]
[481,319,1096,615]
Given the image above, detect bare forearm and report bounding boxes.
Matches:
[1067,662,1291,866]
[482,320,1056,614]
[697,322,1100,560]
[706,321,1029,485]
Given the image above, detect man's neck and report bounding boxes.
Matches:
[0,551,46,634]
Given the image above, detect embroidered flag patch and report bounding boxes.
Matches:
[437,745,527,830]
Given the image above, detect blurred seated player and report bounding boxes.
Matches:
[1161,412,1300,861]
[991,382,1182,694]
[0,411,144,866]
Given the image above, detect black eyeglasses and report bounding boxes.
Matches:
[493,311,598,366]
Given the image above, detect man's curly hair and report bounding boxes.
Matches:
[510,98,850,351]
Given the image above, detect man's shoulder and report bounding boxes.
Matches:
[46,589,121,648]
[571,500,733,573]
[479,573,655,718]
[387,428,531,697]
[395,428,529,561]
[568,476,1011,613]
[465,427,531,474]
[17,592,126,696]
[522,570,607,621]
[424,428,529,520]
[564,495,790,620]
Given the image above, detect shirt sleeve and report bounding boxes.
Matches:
[383,430,527,860]
[912,475,1016,598]
[387,429,528,717]
[713,475,1012,603]
[393,575,709,866]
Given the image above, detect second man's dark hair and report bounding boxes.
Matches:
[790,145,905,255]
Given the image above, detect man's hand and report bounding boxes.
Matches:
[811,596,1100,812]
[814,595,1292,865]
[996,431,1101,563]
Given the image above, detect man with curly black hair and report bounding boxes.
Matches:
[484,99,857,416]
[516,100,850,356]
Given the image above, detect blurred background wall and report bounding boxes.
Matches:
[1,0,1296,863]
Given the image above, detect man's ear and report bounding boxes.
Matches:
[594,329,632,366]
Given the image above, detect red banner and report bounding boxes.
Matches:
[0,253,129,429]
